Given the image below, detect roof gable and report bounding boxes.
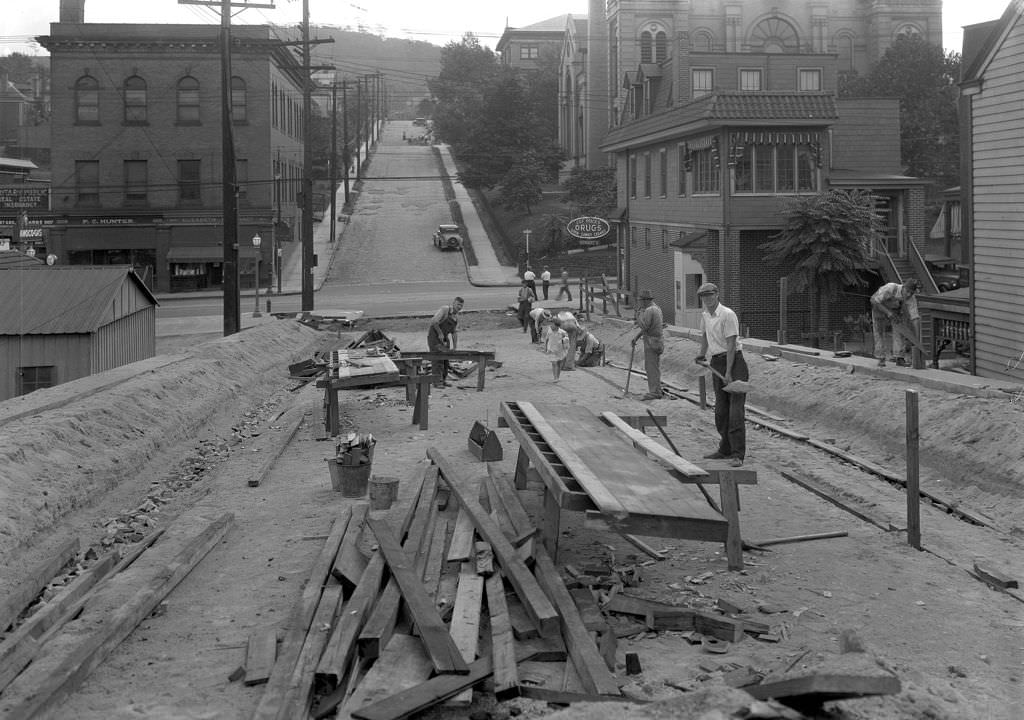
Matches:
[0,266,158,335]
[962,2,1024,83]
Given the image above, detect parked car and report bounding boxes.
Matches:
[413,117,427,127]
[433,224,463,251]
[925,256,961,292]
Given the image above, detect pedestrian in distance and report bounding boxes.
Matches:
[540,266,552,300]
[528,306,552,344]
[523,266,537,295]
[695,283,749,467]
[870,278,921,367]
[516,279,536,334]
[543,317,570,382]
[557,267,573,301]
[631,289,664,400]
[428,296,463,388]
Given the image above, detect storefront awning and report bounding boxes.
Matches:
[166,245,257,262]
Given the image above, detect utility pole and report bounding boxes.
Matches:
[354,79,362,182]
[180,0,273,336]
[329,78,338,244]
[300,0,314,310]
[341,80,350,206]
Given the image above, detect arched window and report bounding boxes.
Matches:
[692,30,713,52]
[124,75,147,124]
[231,76,247,123]
[177,76,200,125]
[640,31,653,63]
[894,23,922,40]
[655,31,667,62]
[835,32,855,73]
[75,75,99,124]
[749,17,800,53]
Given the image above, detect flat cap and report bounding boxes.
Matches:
[696,282,719,296]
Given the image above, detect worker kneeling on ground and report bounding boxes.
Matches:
[576,327,605,367]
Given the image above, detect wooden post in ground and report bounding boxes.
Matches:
[906,390,921,549]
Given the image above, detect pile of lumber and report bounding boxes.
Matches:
[251,452,629,720]
[346,329,399,356]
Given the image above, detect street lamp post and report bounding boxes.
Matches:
[276,247,283,295]
[522,229,532,269]
[252,233,262,318]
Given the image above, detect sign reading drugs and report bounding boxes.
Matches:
[566,216,610,240]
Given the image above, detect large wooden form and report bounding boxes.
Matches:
[498,401,754,570]
[316,352,400,436]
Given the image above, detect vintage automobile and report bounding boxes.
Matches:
[413,117,427,127]
[433,223,463,251]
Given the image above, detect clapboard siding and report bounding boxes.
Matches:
[970,10,1024,383]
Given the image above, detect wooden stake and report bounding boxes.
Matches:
[906,390,921,550]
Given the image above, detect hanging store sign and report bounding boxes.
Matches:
[566,216,610,240]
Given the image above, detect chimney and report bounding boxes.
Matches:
[60,0,85,23]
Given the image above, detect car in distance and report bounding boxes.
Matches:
[433,224,463,251]
[413,117,427,127]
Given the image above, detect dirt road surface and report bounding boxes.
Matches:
[1,311,1021,719]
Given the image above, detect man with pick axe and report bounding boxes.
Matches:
[695,283,750,467]
[870,278,922,368]
[631,289,664,400]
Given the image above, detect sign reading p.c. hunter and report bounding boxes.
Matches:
[566,216,610,240]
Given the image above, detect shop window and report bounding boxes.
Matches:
[75,76,99,124]
[177,76,200,125]
[18,366,55,395]
[76,160,100,205]
[124,75,147,124]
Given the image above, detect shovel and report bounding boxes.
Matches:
[696,360,751,394]
[616,342,637,398]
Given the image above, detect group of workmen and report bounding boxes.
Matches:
[426,275,924,470]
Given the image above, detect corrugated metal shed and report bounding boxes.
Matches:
[0,266,158,335]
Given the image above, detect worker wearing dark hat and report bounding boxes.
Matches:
[695,283,748,467]
[631,289,664,400]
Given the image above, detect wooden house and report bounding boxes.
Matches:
[959,1,1024,382]
[0,266,157,401]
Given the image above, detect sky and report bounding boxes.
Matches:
[0,0,1014,57]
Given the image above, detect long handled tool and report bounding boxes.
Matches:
[617,342,637,398]
[645,410,721,513]
[696,360,751,394]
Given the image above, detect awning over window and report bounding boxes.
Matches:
[729,130,821,145]
[685,135,716,151]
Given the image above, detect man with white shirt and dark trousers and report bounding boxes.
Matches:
[694,283,749,467]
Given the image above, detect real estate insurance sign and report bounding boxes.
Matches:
[0,186,50,211]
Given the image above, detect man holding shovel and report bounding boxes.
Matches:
[631,289,664,400]
[870,278,921,367]
[695,283,749,467]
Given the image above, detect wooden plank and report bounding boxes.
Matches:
[584,510,728,543]
[365,517,469,675]
[422,519,449,598]
[518,402,628,518]
[428,447,560,639]
[600,411,708,478]
[358,467,439,660]
[0,552,117,690]
[252,508,352,720]
[485,573,520,700]
[973,561,1018,589]
[520,686,649,704]
[532,550,622,696]
[248,404,306,487]
[0,511,232,719]
[506,592,539,640]
[244,628,279,686]
[569,589,607,633]
[332,504,369,594]
[444,562,484,707]
[446,507,476,563]
[329,634,432,720]
[485,464,537,539]
[0,537,79,634]
[601,594,743,642]
[746,653,901,702]
[475,541,494,577]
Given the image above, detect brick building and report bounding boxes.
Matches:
[497,15,571,71]
[36,2,306,293]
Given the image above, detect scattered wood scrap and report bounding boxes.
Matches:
[745,652,901,710]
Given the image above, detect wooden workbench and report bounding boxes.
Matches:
[316,351,400,436]
[498,401,756,570]
[403,349,496,391]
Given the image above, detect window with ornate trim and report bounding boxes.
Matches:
[123,76,147,124]
[692,30,713,52]
[76,160,99,205]
[732,143,819,194]
[177,77,200,125]
[740,69,762,91]
[693,148,720,194]
[640,31,653,63]
[692,69,713,98]
[655,31,667,62]
[75,76,99,124]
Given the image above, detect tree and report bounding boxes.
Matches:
[561,167,617,217]
[840,35,960,188]
[760,190,882,346]
[497,157,545,214]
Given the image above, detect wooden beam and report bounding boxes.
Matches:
[0,537,79,634]
[446,507,476,564]
[252,508,352,720]
[485,464,537,539]
[0,511,232,719]
[485,573,520,700]
[332,504,369,595]
[427,447,559,638]
[244,628,278,686]
[445,562,484,707]
[600,411,708,478]
[365,517,469,675]
[322,634,432,720]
